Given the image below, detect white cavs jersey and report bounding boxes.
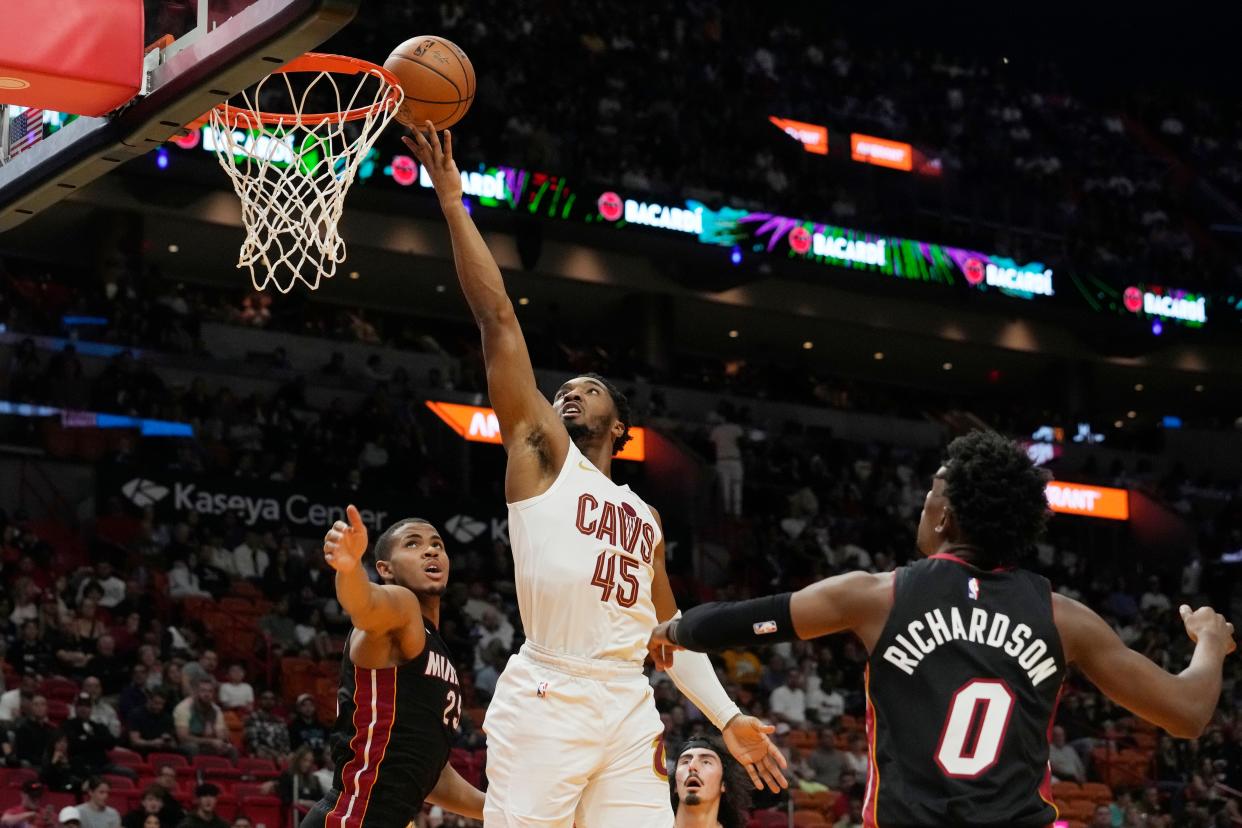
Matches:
[507,440,662,663]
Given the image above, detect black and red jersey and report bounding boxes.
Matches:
[321,621,462,828]
[862,553,1065,827]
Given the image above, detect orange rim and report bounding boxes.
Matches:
[187,52,402,130]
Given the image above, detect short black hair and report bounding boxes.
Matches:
[373,517,435,563]
[580,372,633,455]
[668,736,751,828]
[943,430,1051,567]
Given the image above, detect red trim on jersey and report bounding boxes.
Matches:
[327,666,398,828]
[651,735,668,781]
[1038,684,1064,819]
[863,666,880,828]
[927,552,1013,573]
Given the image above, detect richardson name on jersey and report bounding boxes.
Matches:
[882,606,1059,687]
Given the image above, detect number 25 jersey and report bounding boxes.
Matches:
[864,554,1066,828]
[507,440,662,663]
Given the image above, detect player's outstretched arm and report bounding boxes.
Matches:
[404,126,567,493]
[425,762,484,821]
[1056,594,1234,738]
[324,505,425,659]
[648,570,892,664]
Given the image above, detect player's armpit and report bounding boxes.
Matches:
[425,761,484,821]
[345,582,425,642]
[1056,594,1225,738]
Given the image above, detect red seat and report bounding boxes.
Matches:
[193,755,234,771]
[150,752,189,769]
[108,747,143,764]
[233,783,269,799]
[103,774,136,790]
[1,768,38,787]
[205,768,245,782]
[240,795,285,828]
[237,758,277,775]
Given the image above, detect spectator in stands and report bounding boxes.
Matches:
[10,695,56,767]
[1048,725,1086,783]
[0,672,39,725]
[708,407,745,517]
[10,621,52,675]
[471,609,514,671]
[122,788,168,828]
[127,692,178,755]
[1141,576,1172,614]
[38,735,80,793]
[167,562,208,600]
[63,694,119,779]
[85,638,127,697]
[473,640,507,702]
[807,727,844,788]
[270,745,324,817]
[216,664,253,712]
[287,694,328,761]
[148,767,184,827]
[311,753,333,795]
[768,670,807,728]
[232,532,269,581]
[70,678,121,739]
[180,652,217,697]
[1089,804,1111,828]
[57,807,81,828]
[257,599,298,652]
[834,797,864,828]
[176,784,227,828]
[54,597,107,677]
[241,690,289,761]
[158,666,184,706]
[77,563,126,610]
[77,779,120,828]
[172,679,235,759]
[1,780,54,828]
[117,667,150,725]
[842,735,869,779]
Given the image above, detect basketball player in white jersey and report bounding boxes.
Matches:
[406,125,786,827]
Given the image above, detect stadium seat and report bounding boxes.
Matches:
[149,752,189,769]
[40,677,80,701]
[104,774,136,789]
[1050,781,1081,800]
[193,755,234,772]
[3,768,38,787]
[1080,782,1113,803]
[237,758,278,775]
[746,811,787,828]
[792,811,826,827]
[240,795,285,828]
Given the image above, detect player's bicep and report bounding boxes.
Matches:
[648,509,678,621]
[1058,596,1183,730]
[789,571,890,641]
[479,310,564,451]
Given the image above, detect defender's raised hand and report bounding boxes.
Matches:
[722,714,789,793]
[402,121,462,206]
[323,504,369,574]
[1180,604,1236,654]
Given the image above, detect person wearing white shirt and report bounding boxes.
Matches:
[473,609,514,671]
[768,670,808,728]
[1140,577,1172,614]
[218,664,255,711]
[68,676,122,738]
[233,534,270,580]
[1048,726,1086,783]
[168,560,209,599]
[75,561,126,609]
[805,672,845,723]
[709,413,745,517]
[0,673,37,723]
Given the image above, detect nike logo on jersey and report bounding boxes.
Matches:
[882,606,1059,687]
[575,493,656,564]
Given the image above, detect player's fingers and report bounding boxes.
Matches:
[346,505,364,532]
[443,129,452,161]
[756,722,776,735]
[768,741,789,768]
[1179,604,1192,620]
[400,136,422,157]
[426,121,442,155]
[759,757,788,792]
[742,762,763,790]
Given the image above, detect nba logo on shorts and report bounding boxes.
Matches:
[967,577,980,601]
[536,681,549,698]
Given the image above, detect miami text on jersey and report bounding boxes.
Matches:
[881,606,1059,687]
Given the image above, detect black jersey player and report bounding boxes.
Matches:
[303,506,484,828]
[648,431,1234,828]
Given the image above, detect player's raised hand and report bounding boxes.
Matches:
[402,121,462,207]
[323,504,369,574]
[722,714,789,793]
[646,620,683,671]
[1179,604,1236,654]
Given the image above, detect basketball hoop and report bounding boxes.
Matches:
[199,53,404,293]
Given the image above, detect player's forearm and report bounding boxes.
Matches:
[441,201,515,327]
[668,594,798,651]
[1170,638,1228,736]
[334,567,382,626]
[664,641,741,730]
[426,763,484,820]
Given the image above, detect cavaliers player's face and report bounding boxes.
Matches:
[378,521,450,597]
[553,376,622,448]
[916,466,953,556]
[675,747,724,807]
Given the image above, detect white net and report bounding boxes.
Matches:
[206,57,403,293]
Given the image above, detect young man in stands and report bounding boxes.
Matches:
[670,737,751,828]
[1,781,54,828]
[77,779,121,828]
[176,784,227,828]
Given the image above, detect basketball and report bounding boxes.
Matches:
[384,35,475,131]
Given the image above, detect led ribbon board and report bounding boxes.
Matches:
[426,401,646,461]
[1045,481,1129,521]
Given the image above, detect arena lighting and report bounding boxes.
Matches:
[0,400,193,437]
[850,133,913,171]
[768,116,828,155]
[155,148,169,169]
[1045,481,1129,521]
[425,401,646,461]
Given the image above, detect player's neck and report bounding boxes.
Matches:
[674,803,722,828]
[576,437,614,478]
[420,596,441,628]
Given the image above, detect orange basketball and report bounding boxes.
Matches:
[384,36,475,131]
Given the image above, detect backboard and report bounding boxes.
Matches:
[0,0,359,232]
